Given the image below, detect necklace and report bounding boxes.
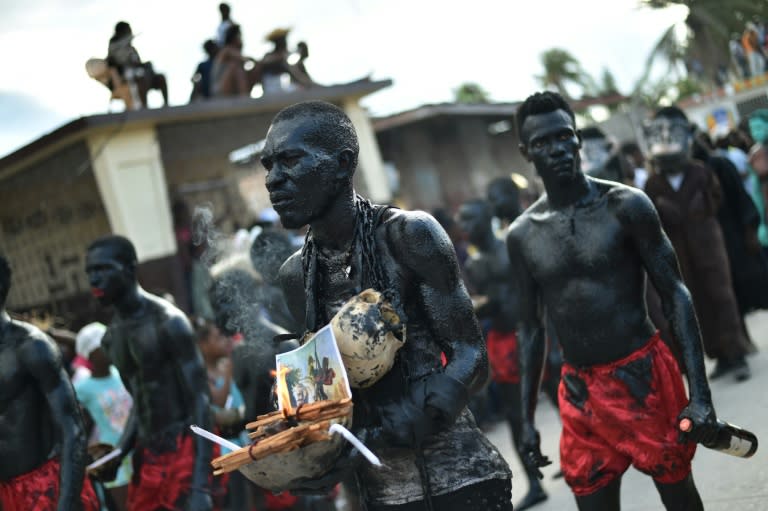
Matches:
[316,236,356,279]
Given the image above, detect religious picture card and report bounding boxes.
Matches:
[275,325,352,411]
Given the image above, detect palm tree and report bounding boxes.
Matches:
[535,48,595,101]
[453,82,490,103]
[640,0,768,83]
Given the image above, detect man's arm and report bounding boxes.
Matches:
[506,222,550,474]
[396,211,486,392]
[277,251,306,332]
[165,315,213,511]
[621,189,717,440]
[20,333,87,511]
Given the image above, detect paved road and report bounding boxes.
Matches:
[485,310,768,511]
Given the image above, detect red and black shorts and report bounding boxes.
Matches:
[486,329,520,384]
[559,332,696,496]
[128,433,224,511]
[0,457,99,511]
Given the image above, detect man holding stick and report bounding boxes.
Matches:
[0,253,99,511]
[507,91,718,511]
[85,236,213,511]
[261,101,512,510]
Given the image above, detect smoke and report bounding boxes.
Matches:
[191,203,298,350]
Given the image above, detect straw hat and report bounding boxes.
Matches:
[265,28,291,42]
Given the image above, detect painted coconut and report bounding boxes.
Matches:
[330,288,405,388]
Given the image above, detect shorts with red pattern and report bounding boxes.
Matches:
[0,457,99,511]
[128,432,222,511]
[486,329,520,383]
[559,332,696,496]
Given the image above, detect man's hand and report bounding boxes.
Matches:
[186,488,213,511]
[286,442,363,495]
[678,398,718,445]
[520,422,551,480]
[378,373,468,448]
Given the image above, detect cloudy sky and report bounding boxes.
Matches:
[0,0,687,158]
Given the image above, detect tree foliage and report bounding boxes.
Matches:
[639,0,768,83]
[453,82,490,103]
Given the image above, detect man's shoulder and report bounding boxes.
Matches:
[377,208,442,243]
[11,321,59,366]
[278,248,303,282]
[143,293,192,333]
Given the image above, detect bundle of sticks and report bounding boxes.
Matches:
[211,398,353,476]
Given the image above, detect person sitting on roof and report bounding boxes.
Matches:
[106,21,168,108]
[260,28,314,94]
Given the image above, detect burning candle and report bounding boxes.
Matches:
[272,366,294,415]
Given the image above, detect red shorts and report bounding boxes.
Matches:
[0,457,99,511]
[559,332,696,496]
[486,329,520,383]
[128,433,222,511]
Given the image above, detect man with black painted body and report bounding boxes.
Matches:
[261,101,512,510]
[508,91,717,511]
[458,198,554,511]
[85,236,213,511]
[0,253,99,511]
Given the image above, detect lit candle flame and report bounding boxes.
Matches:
[272,366,294,416]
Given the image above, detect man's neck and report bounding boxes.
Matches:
[543,173,593,210]
[115,285,145,318]
[309,188,357,251]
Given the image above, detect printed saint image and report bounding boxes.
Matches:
[275,325,351,410]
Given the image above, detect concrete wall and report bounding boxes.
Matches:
[376,117,532,213]
[0,141,111,311]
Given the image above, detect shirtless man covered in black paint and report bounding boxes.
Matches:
[0,253,99,511]
[507,91,718,511]
[261,101,512,510]
[85,236,213,511]
[458,198,553,510]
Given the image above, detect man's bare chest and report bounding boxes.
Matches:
[0,346,26,407]
[524,210,624,284]
[107,319,167,373]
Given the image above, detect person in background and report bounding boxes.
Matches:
[191,40,219,101]
[644,107,751,381]
[0,253,99,511]
[194,318,243,511]
[74,322,134,511]
[215,3,234,47]
[621,141,649,190]
[212,24,262,97]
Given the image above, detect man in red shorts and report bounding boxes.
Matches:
[0,253,99,511]
[458,198,558,510]
[507,91,718,510]
[85,236,214,511]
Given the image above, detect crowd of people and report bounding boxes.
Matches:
[729,19,768,82]
[88,3,315,110]
[2,95,767,511]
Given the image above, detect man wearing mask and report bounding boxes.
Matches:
[644,107,751,381]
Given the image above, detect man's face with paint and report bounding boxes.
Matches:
[646,117,691,174]
[749,116,768,145]
[262,117,346,229]
[457,202,491,246]
[519,109,583,185]
[85,245,133,306]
